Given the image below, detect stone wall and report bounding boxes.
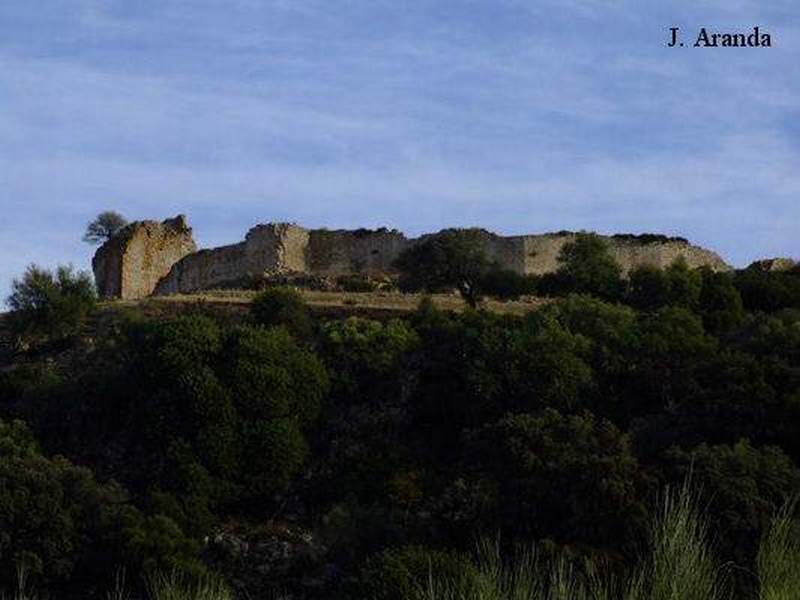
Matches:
[92,215,196,299]
[93,216,733,298]
[306,228,411,275]
[504,233,730,275]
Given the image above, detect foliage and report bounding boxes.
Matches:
[352,545,477,600]
[664,440,800,567]
[319,317,419,403]
[6,264,96,345]
[337,274,379,293]
[384,484,729,600]
[756,499,800,600]
[251,286,312,339]
[395,229,490,307]
[465,409,646,549]
[0,419,202,593]
[83,211,129,244]
[697,268,746,335]
[541,232,624,300]
[735,269,800,313]
[146,571,233,600]
[478,267,539,300]
[626,258,702,311]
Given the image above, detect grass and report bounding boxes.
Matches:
[411,482,750,600]
[756,498,800,600]
[145,572,233,600]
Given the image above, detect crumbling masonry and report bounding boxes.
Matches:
[92,215,731,300]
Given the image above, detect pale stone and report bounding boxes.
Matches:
[93,219,732,299]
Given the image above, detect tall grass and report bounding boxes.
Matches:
[413,481,731,600]
[756,498,800,600]
[1,564,36,600]
[145,571,233,600]
[632,481,729,600]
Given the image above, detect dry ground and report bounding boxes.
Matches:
[108,289,552,318]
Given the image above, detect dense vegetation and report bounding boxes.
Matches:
[1,234,800,599]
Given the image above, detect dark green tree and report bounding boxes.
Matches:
[465,408,648,550]
[627,258,702,311]
[543,232,624,300]
[394,229,490,308]
[82,211,128,244]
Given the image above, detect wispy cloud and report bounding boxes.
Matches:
[1,1,799,303]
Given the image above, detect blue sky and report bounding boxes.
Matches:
[2,1,799,302]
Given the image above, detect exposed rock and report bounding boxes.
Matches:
[92,215,196,299]
[747,257,797,272]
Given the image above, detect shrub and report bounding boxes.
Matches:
[6,264,96,346]
[251,287,312,339]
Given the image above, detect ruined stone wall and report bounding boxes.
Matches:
[307,229,410,275]
[154,242,248,295]
[93,216,733,299]
[245,223,309,274]
[92,215,196,299]
[509,234,730,275]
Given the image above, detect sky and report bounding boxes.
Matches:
[1,1,799,303]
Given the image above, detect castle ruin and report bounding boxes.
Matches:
[92,215,731,300]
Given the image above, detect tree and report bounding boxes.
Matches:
[543,232,624,300]
[82,211,128,244]
[665,440,800,568]
[627,258,702,311]
[7,264,96,346]
[0,419,203,593]
[394,229,490,308]
[251,286,312,339]
[465,408,647,549]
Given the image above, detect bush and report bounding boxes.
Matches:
[251,287,312,339]
[7,264,96,346]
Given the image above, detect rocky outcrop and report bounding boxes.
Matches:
[92,217,732,299]
[92,215,196,299]
[747,257,797,272]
